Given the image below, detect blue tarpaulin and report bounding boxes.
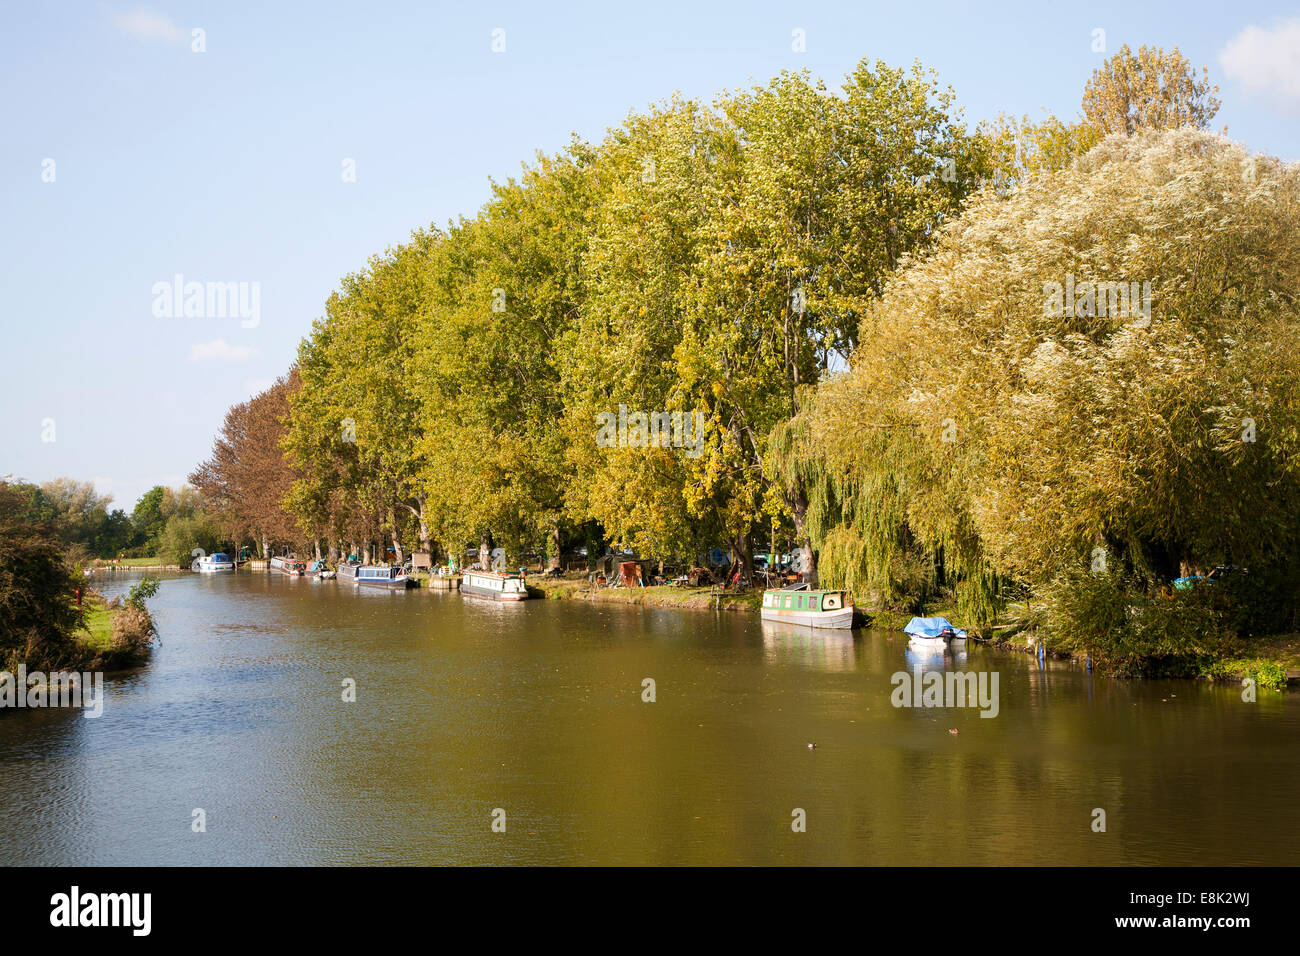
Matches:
[904,616,967,639]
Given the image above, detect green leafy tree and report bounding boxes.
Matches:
[0,481,86,670]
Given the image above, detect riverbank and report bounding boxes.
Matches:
[527,577,760,611]
[69,590,157,670]
[525,575,1297,687]
[90,556,180,571]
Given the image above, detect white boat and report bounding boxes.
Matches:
[337,563,408,589]
[760,585,854,629]
[195,552,235,572]
[462,569,529,601]
[903,616,967,649]
[906,633,948,650]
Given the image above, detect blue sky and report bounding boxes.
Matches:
[4,1,1299,511]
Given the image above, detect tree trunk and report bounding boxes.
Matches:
[547,523,561,571]
[386,509,404,564]
[479,532,492,571]
[791,489,818,587]
[415,497,431,556]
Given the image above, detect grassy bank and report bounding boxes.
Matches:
[77,602,116,652]
[528,577,761,612]
[90,556,179,570]
[66,587,158,670]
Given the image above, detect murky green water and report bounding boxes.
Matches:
[0,571,1296,865]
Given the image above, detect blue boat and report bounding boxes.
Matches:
[903,616,967,648]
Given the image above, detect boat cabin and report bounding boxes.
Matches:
[762,588,846,612]
[357,566,403,582]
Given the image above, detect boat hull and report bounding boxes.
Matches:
[760,605,854,629]
[462,582,528,601]
[907,634,948,649]
[196,563,234,573]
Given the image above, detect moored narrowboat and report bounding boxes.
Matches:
[270,555,308,576]
[338,563,408,589]
[461,569,529,601]
[760,584,854,629]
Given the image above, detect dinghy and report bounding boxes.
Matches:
[903,616,967,649]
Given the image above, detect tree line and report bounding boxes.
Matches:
[183,46,1296,667]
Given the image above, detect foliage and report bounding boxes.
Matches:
[1200,658,1288,692]
[1042,570,1233,673]
[778,128,1300,662]
[125,576,160,610]
[154,512,224,568]
[191,372,304,553]
[0,481,87,671]
[1082,44,1221,135]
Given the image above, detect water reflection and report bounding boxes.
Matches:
[760,621,857,671]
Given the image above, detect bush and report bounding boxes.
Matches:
[155,514,222,568]
[108,604,157,662]
[1043,570,1237,674]
[0,482,87,671]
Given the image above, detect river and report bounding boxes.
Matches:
[1,570,1296,865]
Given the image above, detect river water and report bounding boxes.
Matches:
[1,570,1296,865]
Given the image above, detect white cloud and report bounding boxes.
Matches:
[112,7,185,43]
[188,339,260,363]
[244,378,275,396]
[1220,19,1300,103]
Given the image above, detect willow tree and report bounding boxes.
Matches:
[787,129,1300,638]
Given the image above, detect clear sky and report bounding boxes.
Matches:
[4,1,1298,511]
